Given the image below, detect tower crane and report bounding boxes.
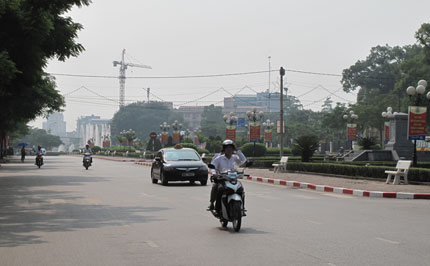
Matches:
[113,49,151,107]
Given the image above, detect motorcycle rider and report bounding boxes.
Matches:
[83,144,93,163]
[35,146,43,165]
[207,140,247,216]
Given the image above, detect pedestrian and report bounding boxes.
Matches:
[21,146,26,163]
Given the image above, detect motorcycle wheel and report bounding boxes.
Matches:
[85,166,88,170]
[38,164,41,169]
[200,179,207,186]
[231,201,242,232]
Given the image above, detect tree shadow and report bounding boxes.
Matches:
[0,174,170,247]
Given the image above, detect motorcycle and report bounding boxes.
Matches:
[35,154,43,168]
[207,163,250,232]
[83,153,92,170]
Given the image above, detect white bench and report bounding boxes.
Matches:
[272,156,288,173]
[385,160,412,185]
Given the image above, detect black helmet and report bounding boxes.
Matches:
[222,139,235,152]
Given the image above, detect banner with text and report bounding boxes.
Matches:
[249,124,261,142]
[172,132,180,144]
[226,128,236,140]
[264,131,273,142]
[347,123,357,141]
[161,133,169,145]
[277,120,285,134]
[384,122,390,141]
[408,106,427,140]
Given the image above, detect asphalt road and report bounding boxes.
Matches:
[0,156,429,266]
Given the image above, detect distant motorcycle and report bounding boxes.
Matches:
[83,153,92,170]
[35,154,43,168]
[207,164,249,232]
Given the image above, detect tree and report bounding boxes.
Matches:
[18,128,63,150]
[321,97,333,113]
[293,135,320,162]
[111,101,186,143]
[0,0,91,157]
[200,105,225,138]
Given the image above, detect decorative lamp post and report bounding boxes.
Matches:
[247,108,264,157]
[171,120,182,144]
[405,79,429,167]
[343,111,359,150]
[262,119,275,148]
[381,107,394,149]
[224,112,238,141]
[160,122,170,146]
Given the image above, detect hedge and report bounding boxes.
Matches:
[286,162,430,182]
[265,147,292,156]
[240,143,266,157]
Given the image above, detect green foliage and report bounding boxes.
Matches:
[111,101,185,143]
[265,147,292,155]
[293,135,320,162]
[200,105,225,138]
[92,146,101,153]
[358,137,377,150]
[17,128,63,150]
[0,0,90,152]
[107,146,136,152]
[239,143,266,157]
[182,137,193,143]
[286,162,430,182]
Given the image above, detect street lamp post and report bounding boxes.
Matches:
[171,120,182,144]
[381,107,395,149]
[262,119,275,148]
[405,79,429,167]
[247,108,264,157]
[343,111,359,150]
[160,122,170,147]
[223,112,238,141]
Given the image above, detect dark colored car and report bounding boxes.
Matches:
[150,147,208,186]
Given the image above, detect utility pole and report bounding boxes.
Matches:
[280,67,285,158]
[268,56,271,112]
[147,87,150,103]
[113,49,151,108]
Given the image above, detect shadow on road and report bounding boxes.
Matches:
[216,226,270,235]
[0,174,169,247]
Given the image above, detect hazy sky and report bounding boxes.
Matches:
[30,0,430,131]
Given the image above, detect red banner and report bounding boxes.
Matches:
[264,131,273,142]
[347,124,357,141]
[384,122,390,141]
[194,137,200,145]
[161,133,169,145]
[103,140,111,148]
[172,132,180,144]
[226,128,236,140]
[408,106,427,140]
[249,124,261,142]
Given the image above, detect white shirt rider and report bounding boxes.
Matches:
[210,149,246,174]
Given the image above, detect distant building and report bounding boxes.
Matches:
[76,115,111,148]
[177,106,205,130]
[42,112,67,137]
[223,89,286,115]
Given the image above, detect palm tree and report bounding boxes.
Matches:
[293,135,320,162]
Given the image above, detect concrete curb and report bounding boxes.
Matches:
[131,162,430,200]
[245,176,430,200]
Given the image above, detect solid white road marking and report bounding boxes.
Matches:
[375,237,400,245]
[145,240,159,248]
[307,220,322,225]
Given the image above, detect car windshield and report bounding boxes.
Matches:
[165,150,200,161]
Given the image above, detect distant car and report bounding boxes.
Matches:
[151,147,208,186]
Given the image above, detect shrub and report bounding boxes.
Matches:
[293,135,319,162]
[197,148,210,154]
[182,137,193,144]
[265,147,292,155]
[358,137,377,150]
[286,162,430,182]
[180,143,198,150]
[92,146,101,153]
[240,142,266,157]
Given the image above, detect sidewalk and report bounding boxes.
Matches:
[246,169,430,194]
